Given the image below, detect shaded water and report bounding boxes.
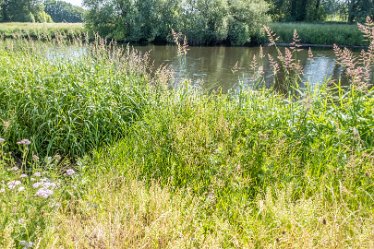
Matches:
[135,45,346,91]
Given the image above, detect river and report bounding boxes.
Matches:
[48,44,365,91]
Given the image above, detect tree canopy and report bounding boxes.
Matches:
[0,0,85,23]
[83,0,270,45]
[45,0,84,23]
[0,0,52,22]
[267,0,373,22]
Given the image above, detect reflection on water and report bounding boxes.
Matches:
[46,44,360,91]
[46,46,87,61]
[135,45,350,91]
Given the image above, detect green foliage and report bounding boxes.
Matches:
[0,23,85,39]
[45,0,84,23]
[269,22,367,46]
[83,0,270,45]
[0,0,45,22]
[0,40,149,157]
[35,11,53,23]
[348,0,374,23]
[267,0,374,23]
[0,34,373,247]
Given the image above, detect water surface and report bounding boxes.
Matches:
[46,44,364,91]
[134,45,348,91]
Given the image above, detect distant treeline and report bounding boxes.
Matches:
[83,0,373,45]
[0,0,84,23]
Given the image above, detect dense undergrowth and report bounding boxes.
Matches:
[0,21,373,248]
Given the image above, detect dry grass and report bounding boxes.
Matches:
[44,169,374,249]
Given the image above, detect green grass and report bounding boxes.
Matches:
[267,23,368,47]
[0,38,373,248]
[0,22,85,40]
[0,40,149,157]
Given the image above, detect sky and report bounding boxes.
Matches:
[64,0,82,6]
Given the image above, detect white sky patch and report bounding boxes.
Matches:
[63,0,82,6]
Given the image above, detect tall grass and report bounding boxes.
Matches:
[268,22,367,47]
[0,20,373,248]
[0,23,85,40]
[0,38,151,157]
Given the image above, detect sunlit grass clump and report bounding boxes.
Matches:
[0,39,150,157]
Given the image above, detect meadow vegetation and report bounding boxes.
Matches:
[0,20,373,248]
[0,22,84,40]
[269,22,368,47]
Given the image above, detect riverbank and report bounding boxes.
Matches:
[269,22,367,47]
[0,22,85,40]
[0,22,368,48]
[0,37,373,248]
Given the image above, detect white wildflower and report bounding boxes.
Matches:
[66,168,75,176]
[42,181,56,189]
[17,139,31,145]
[33,172,42,177]
[32,182,42,188]
[19,240,34,248]
[8,180,21,190]
[35,188,53,198]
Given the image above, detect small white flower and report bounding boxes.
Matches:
[18,186,25,192]
[42,182,56,189]
[40,177,49,182]
[30,178,36,182]
[0,138,5,143]
[0,188,5,193]
[20,174,28,178]
[10,166,19,171]
[19,240,34,248]
[17,139,31,145]
[33,172,42,177]
[8,180,21,190]
[35,188,54,198]
[32,182,42,188]
[66,169,75,176]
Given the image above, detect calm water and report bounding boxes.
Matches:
[47,45,361,91]
[134,45,348,91]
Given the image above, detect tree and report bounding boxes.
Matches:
[84,0,270,45]
[347,0,374,23]
[45,0,85,23]
[0,0,52,22]
[266,0,328,22]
